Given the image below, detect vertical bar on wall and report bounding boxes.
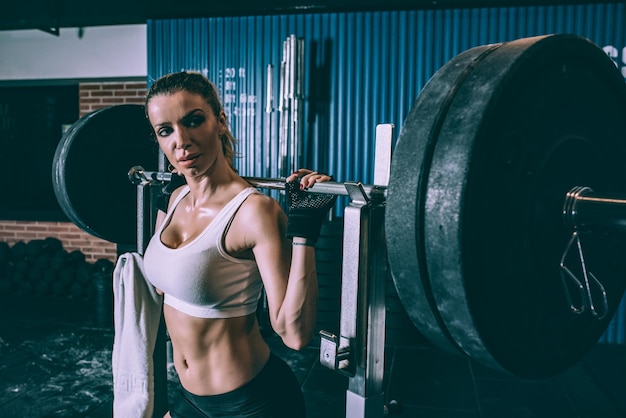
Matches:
[265,64,274,177]
[294,37,305,170]
[278,41,288,177]
[276,34,305,176]
[288,35,297,172]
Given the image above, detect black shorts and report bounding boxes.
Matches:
[169,353,306,418]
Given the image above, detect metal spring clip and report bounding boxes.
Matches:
[559,231,608,320]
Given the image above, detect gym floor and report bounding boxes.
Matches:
[1,294,626,418]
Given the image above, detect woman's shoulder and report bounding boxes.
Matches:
[236,190,285,231]
[230,189,286,246]
[241,189,282,216]
[168,184,189,207]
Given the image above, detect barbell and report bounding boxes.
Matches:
[52,33,626,379]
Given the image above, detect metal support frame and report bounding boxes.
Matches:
[135,181,168,418]
[342,185,387,417]
[319,124,393,418]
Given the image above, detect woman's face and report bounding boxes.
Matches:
[147,90,226,179]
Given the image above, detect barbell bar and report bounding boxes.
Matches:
[128,166,388,201]
[52,33,626,379]
[129,167,626,234]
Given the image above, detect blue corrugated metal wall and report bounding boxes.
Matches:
[147,4,626,182]
[147,3,626,343]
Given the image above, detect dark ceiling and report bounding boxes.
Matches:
[3,0,619,34]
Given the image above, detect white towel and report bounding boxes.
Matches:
[112,252,163,418]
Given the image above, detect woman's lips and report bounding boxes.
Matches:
[178,154,199,168]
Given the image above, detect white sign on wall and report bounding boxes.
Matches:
[0,24,147,81]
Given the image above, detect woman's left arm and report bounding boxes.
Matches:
[249,170,334,350]
[249,199,318,350]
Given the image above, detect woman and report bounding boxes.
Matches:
[142,71,335,417]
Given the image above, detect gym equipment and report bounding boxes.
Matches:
[387,33,626,379]
[51,33,626,417]
[52,104,159,246]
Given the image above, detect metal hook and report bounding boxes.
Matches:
[559,231,608,320]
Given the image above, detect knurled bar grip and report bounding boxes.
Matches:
[128,166,388,201]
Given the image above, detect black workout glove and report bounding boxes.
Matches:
[285,180,337,244]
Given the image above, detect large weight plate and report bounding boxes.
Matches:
[52,104,158,246]
[430,34,626,378]
[387,43,501,355]
[390,33,626,378]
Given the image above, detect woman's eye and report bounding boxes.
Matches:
[157,127,172,137]
[188,116,205,127]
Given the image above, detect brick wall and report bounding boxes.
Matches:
[79,81,147,116]
[0,80,147,264]
[0,221,118,263]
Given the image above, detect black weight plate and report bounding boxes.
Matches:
[386,43,500,355]
[52,104,158,246]
[425,34,626,378]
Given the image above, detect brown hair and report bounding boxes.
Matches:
[145,71,237,169]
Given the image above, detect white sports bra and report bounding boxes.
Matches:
[143,186,263,318]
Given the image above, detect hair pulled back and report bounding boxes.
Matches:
[146,71,237,169]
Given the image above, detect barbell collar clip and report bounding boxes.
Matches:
[559,231,609,320]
